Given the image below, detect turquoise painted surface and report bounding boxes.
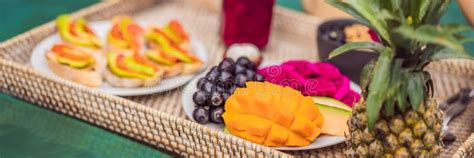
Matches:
[277,0,303,11]
[0,93,172,158]
[0,0,99,41]
[441,0,474,56]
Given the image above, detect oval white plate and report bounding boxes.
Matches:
[182,72,361,151]
[31,21,208,96]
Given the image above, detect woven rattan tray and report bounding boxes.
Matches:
[1,0,473,157]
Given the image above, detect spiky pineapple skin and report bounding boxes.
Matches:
[346,98,444,157]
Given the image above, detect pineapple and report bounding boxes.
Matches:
[327,0,473,157]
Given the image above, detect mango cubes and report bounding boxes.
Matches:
[222,82,324,147]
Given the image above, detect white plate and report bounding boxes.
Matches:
[182,73,361,151]
[31,21,208,96]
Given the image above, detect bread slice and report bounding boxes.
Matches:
[161,62,184,77]
[181,61,203,75]
[107,16,145,53]
[107,36,146,54]
[178,41,190,51]
[103,66,164,88]
[45,48,106,87]
[148,42,203,74]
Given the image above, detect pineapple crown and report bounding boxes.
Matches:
[327,0,473,130]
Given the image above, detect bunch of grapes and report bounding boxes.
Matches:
[192,57,264,124]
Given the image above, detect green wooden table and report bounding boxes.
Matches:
[0,0,472,157]
[0,94,173,158]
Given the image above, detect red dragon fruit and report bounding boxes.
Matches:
[310,62,342,80]
[304,78,337,96]
[341,90,361,106]
[281,60,314,78]
[333,76,350,100]
[258,60,360,107]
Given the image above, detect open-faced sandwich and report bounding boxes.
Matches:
[46,43,106,87]
[107,16,145,52]
[104,50,164,88]
[157,20,190,49]
[56,14,102,49]
[144,20,202,77]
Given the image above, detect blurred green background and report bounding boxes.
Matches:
[0,0,98,41]
[1,0,472,55]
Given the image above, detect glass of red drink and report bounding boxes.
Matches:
[221,0,275,49]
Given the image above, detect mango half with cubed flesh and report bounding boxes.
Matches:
[313,96,352,136]
[223,82,324,147]
[56,14,102,48]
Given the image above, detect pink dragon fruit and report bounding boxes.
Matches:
[258,60,361,107]
[302,78,337,96]
[310,62,342,80]
[332,76,350,100]
[341,90,361,106]
[281,60,314,78]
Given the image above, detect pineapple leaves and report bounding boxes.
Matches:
[366,48,393,130]
[396,78,407,112]
[384,96,395,116]
[407,73,425,111]
[459,37,474,44]
[326,0,371,26]
[423,0,450,24]
[384,60,403,116]
[406,0,430,25]
[346,0,393,46]
[395,25,466,53]
[328,42,385,59]
[378,0,392,11]
[418,0,430,23]
[417,25,463,51]
[423,71,434,98]
[326,0,393,46]
[326,0,469,132]
[441,24,472,34]
[360,59,376,96]
[390,0,401,11]
[428,47,473,61]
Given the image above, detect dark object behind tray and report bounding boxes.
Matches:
[317,19,378,84]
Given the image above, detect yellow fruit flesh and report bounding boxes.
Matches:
[317,104,351,136]
[118,17,134,49]
[73,18,102,47]
[145,50,175,65]
[107,33,128,49]
[123,55,155,76]
[107,53,151,79]
[313,96,352,111]
[51,43,94,69]
[56,15,100,48]
[223,82,324,147]
[146,31,193,63]
[57,56,92,69]
[162,26,182,44]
